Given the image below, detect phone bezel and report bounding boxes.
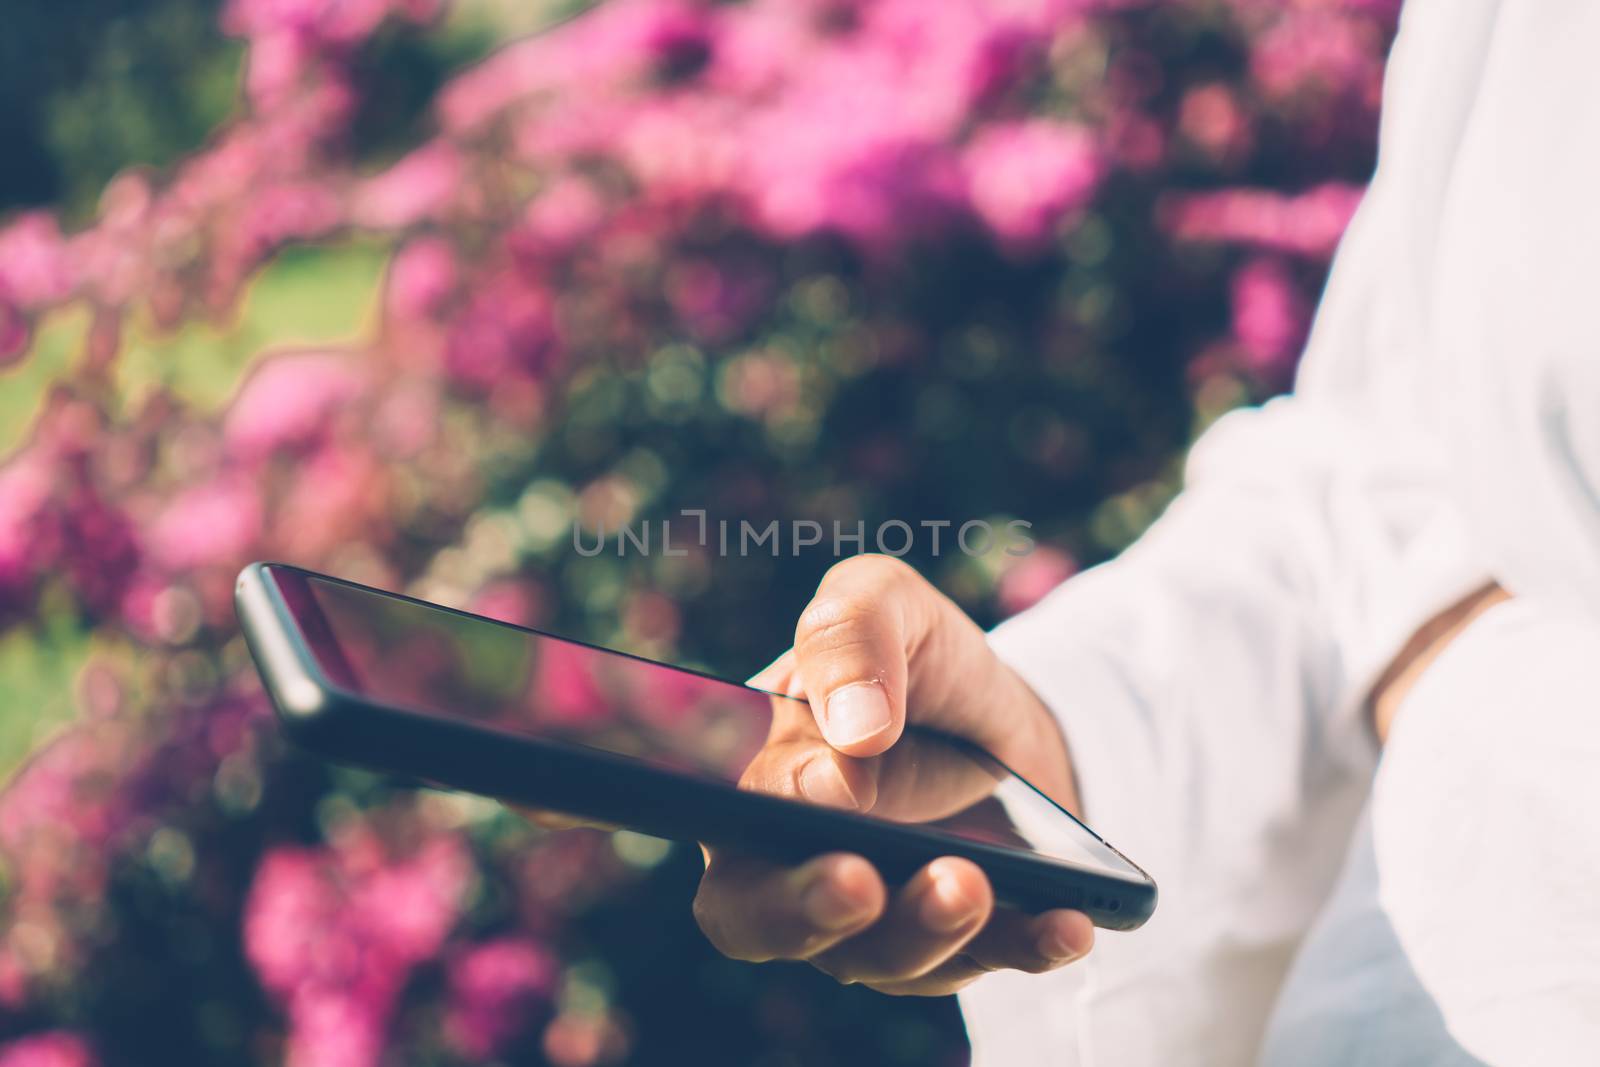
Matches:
[236,561,1157,929]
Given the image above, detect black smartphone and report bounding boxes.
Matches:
[235,562,1157,929]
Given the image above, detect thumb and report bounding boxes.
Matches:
[791,556,921,757]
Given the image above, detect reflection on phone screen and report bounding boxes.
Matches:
[296,574,1145,882]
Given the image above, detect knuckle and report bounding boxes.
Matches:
[691,884,762,963]
[794,595,877,652]
[953,950,1008,976]
[823,553,917,593]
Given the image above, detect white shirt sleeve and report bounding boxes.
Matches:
[966,393,1487,1066]
[962,0,1600,1061]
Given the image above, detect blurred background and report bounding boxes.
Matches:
[0,1,1397,1064]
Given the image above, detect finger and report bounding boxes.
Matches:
[747,648,800,695]
[809,856,993,986]
[793,555,933,757]
[693,850,886,963]
[737,735,881,811]
[870,908,1094,996]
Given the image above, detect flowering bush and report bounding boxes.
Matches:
[0,0,1397,1062]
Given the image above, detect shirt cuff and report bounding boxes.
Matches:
[985,566,1165,857]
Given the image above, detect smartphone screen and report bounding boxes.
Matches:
[285,571,1145,882]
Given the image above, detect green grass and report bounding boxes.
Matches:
[0,303,90,456]
[0,614,95,781]
[0,239,389,781]
[0,239,388,458]
[112,240,389,413]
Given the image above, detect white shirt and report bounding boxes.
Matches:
[959,2,1600,1064]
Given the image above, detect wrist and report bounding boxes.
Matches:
[1368,581,1510,744]
[993,660,1081,816]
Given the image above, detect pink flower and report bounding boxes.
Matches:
[1250,11,1384,105]
[1230,255,1308,373]
[0,1032,97,1067]
[271,442,384,559]
[242,849,334,996]
[144,478,264,571]
[0,448,57,611]
[223,0,421,46]
[224,352,365,460]
[612,95,739,203]
[444,938,557,1059]
[0,288,28,364]
[444,275,561,388]
[244,832,470,1067]
[351,142,464,229]
[1178,84,1252,162]
[0,214,77,309]
[231,181,344,258]
[1159,182,1364,256]
[998,546,1077,616]
[244,29,314,110]
[58,491,142,617]
[349,836,471,961]
[385,236,457,322]
[283,991,387,1067]
[962,119,1103,250]
[518,177,607,255]
[438,0,717,134]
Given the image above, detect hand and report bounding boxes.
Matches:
[693,554,1091,996]
[1369,581,1510,743]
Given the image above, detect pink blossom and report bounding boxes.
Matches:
[283,991,387,1067]
[1159,181,1364,256]
[271,442,384,559]
[1250,11,1384,104]
[351,142,463,229]
[0,725,128,864]
[998,546,1077,616]
[1230,255,1308,373]
[372,382,439,455]
[385,236,457,322]
[0,289,28,364]
[612,95,740,203]
[0,448,57,610]
[243,848,339,996]
[734,45,966,250]
[444,275,560,388]
[223,0,422,46]
[519,177,607,255]
[1178,83,1252,161]
[0,1032,97,1067]
[349,836,471,961]
[963,119,1103,250]
[0,214,77,309]
[244,29,315,110]
[443,938,557,1059]
[245,832,470,1067]
[438,0,717,134]
[58,491,142,617]
[229,181,343,260]
[144,478,264,571]
[224,352,365,460]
